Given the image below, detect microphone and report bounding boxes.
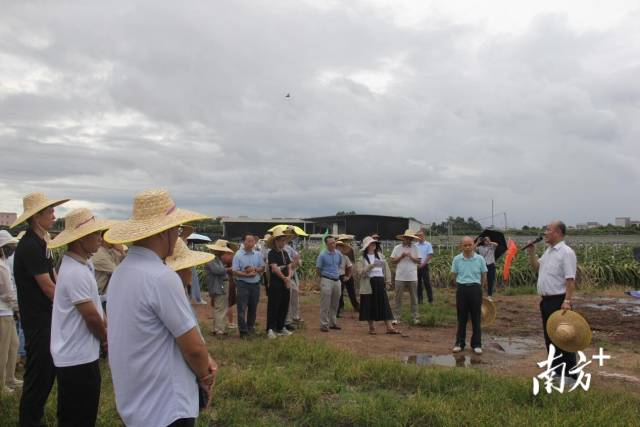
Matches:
[520,234,543,251]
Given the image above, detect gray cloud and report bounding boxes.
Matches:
[1,1,639,228]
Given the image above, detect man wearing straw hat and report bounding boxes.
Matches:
[527,220,578,380]
[204,240,235,336]
[390,230,422,325]
[48,208,111,426]
[11,192,69,426]
[104,189,216,427]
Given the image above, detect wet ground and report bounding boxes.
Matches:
[195,287,640,394]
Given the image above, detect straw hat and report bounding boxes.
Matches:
[16,231,26,240]
[361,236,380,253]
[206,239,235,254]
[266,226,297,249]
[336,234,355,242]
[481,297,496,326]
[11,192,70,229]
[165,238,214,272]
[48,208,114,249]
[180,224,195,240]
[0,230,19,248]
[267,224,309,237]
[103,189,209,244]
[395,229,419,241]
[546,310,592,352]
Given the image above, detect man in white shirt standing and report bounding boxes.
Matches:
[104,189,216,427]
[390,230,421,325]
[48,208,111,426]
[527,220,578,379]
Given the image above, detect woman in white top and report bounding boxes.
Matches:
[0,230,20,395]
[356,236,399,335]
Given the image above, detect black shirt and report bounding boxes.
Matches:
[267,249,291,287]
[14,228,55,330]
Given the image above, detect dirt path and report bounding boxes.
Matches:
[194,288,640,394]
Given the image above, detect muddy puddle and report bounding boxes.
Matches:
[576,297,640,317]
[484,336,540,355]
[403,354,483,368]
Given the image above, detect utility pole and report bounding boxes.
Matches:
[491,199,494,228]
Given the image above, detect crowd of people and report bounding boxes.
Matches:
[0,188,581,426]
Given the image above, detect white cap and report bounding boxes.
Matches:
[0,230,19,248]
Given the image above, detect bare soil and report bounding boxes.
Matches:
[194,287,640,394]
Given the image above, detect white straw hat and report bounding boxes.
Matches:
[0,230,19,248]
[165,238,214,272]
[206,239,235,254]
[11,192,70,229]
[103,189,209,244]
[48,208,114,249]
[395,229,419,241]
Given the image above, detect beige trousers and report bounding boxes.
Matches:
[0,315,18,387]
[212,288,229,333]
[394,280,419,321]
[320,278,341,328]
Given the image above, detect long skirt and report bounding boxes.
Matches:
[359,277,394,322]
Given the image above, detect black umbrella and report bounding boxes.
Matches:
[633,247,640,263]
[475,229,507,260]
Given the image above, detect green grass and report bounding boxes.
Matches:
[396,291,457,327]
[2,335,639,427]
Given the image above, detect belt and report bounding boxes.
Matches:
[541,293,566,299]
[456,282,480,286]
[321,275,340,281]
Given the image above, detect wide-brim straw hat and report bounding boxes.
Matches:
[361,236,380,253]
[267,226,297,249]
[481,297,496,326]
[165,238,214,272]
[0,230,19,248]
[180,224,195,240]
[206,239,235,254]
[395,229,419,241]
[48,208,115,249]
[336,234,355,242]
[104,189,209,244]
[267,224,309,237]
[11,192,70,229]
[546,310,592,352]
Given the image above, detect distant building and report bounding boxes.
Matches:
[304,214,427,241]
[586,221,601,229]
[615,217,631,227]
[631,220,640,227]
[576,223,588,230]
[220,217,311,241]
[0,212,17,227]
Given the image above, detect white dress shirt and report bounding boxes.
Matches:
[537,241,577,296]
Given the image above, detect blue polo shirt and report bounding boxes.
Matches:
[316,250,342,280]
[232,248,264,284]
[451,252,487,285]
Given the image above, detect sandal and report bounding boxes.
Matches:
[386,329,401,335]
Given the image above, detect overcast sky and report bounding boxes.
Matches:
[1,0,639,228]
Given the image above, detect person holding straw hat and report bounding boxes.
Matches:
[390,230,421,325]
[357,236,399,334]
[527,220,578,380]
[48,208,111,426]
[265,227,296,339]
[11,191,69,426]
[204,240,235,336]
[0,230,20,395]
[103,189,216,427]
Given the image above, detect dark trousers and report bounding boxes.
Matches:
[56,359,101,427]
[20,323,56,427]
[486,263,496,296]
[455,284,482,349]
[236,281,260,334]
[266,281,290,331]
[417,265,433,303]
[540,295,578,379]
[167,418,195,427]
[338,275,359,315]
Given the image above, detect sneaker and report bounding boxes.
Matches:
[413,319,421,325]
[285,324,296,331]
[487,296,494,302]
[277,328,293,336]
[267,329,277,339]
[293,318,304,323]
[473,347,483,355]
[330,325,342,330]
[452,346,463,353]
[320,326,329,332]
[391,320,399,325]
[197,300,208,305]
[6,379,23,388]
